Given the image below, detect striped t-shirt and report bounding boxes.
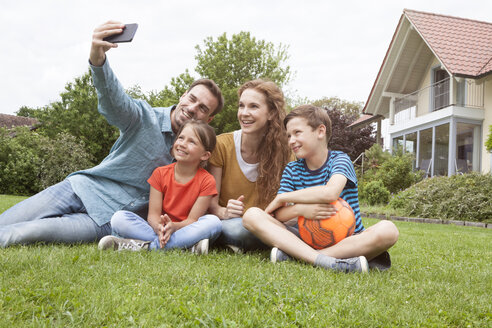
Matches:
[278,150,364,233]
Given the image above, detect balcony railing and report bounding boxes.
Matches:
[394,77,484,119]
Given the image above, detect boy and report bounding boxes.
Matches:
[243,105,399,273]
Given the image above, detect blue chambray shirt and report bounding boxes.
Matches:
[67,59,175,226]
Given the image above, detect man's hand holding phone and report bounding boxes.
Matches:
[90,21,138,67]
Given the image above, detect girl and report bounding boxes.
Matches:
[98,120,221,254]
[208,79,293,251]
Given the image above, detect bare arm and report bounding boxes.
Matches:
[273,203,337,222]
[147,186,165,234]
[160,195,213,246]
[265,174,347,214]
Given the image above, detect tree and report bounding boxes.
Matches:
[325,107,375,161]
[195,32,292,134]
[17,71,119,164]
[312,96,363,118]
[128,70,195,108]
[486,125,492,152]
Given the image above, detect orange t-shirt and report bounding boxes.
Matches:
[147,163,217,222]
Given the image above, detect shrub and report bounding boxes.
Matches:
[0,127,93,196]
[359,144,424,194]
[38,132,94,190]
[486,125,492,152]
[377,152,424,194]
[360,180,390,205]
[0,127,43,195]
[389,173,492,222]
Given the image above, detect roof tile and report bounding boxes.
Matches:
[404,9,492,77]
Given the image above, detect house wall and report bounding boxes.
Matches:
[415,56,440,117]
[482,76,492,173]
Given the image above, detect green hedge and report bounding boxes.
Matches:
[389,173,492,223]
[0,127,93,196]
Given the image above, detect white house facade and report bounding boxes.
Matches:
[360,9,492,176]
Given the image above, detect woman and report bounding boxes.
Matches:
[208,79,292,251]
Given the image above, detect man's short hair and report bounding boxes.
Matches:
[284,105,332,145]
[187,79,224,116]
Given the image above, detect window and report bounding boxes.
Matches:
[433,69,449,111]
[434,124,449,176]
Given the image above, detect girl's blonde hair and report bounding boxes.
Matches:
[238,80,291,208]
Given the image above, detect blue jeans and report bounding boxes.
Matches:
[218,217,268,251]
[0,180,111,247]
[110,210,222,250]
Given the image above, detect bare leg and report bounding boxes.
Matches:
[243,207,320,264]
[319,220,399,260]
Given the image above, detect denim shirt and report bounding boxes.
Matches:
[67,59,175,226]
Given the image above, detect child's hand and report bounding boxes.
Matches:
[265,195,285,214]
[223,195,245,219]
[158,214,174,248]
[160,214,176,246]
[297,203,336,220]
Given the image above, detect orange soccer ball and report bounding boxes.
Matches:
[298,198,355,250]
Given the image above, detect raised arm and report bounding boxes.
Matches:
[89,21,125,66]
[88,21,145,132]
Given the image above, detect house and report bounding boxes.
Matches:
[360,9,492,176]
[0,113,38,130]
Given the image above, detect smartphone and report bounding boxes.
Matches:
[103,23,138,43]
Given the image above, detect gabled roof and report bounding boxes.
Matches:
[405,9,492,78]
[363,9,492,116]
[0,113,38,129]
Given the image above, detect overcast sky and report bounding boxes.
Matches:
[1,0,491,115]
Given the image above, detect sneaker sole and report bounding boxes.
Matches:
[359,256,369,273]
[199,239,209,255]
[270,247,279,263]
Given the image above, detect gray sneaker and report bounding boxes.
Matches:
[270,247,293,263]
[98,235,150,251]
[226,244,243,254]
[331,256,369,273]
[191,239,209,255]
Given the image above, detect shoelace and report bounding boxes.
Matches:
[333,258,360,273]
[118,240,145,251]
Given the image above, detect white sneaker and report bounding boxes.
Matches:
[332,256,369,273]
[270,247,292,263]
[98,235,150,251]
[191,239,209,255]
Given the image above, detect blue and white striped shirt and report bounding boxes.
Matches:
[279,151,364,233]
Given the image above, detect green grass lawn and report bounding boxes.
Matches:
[1,195,491,327]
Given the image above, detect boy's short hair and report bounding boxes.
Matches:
[284,105,332,145]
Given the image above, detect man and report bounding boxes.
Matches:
[0,21,223,247]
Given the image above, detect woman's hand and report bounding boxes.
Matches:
[221,195,245,219]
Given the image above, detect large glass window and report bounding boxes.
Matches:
[393,136,404,151]
[406,132,417,169]
[434,124,449,176]
[392,120,481,177]
[456,123,480,173]
[419,128,433,175]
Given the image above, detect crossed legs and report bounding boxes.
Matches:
[243,207,398,263]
